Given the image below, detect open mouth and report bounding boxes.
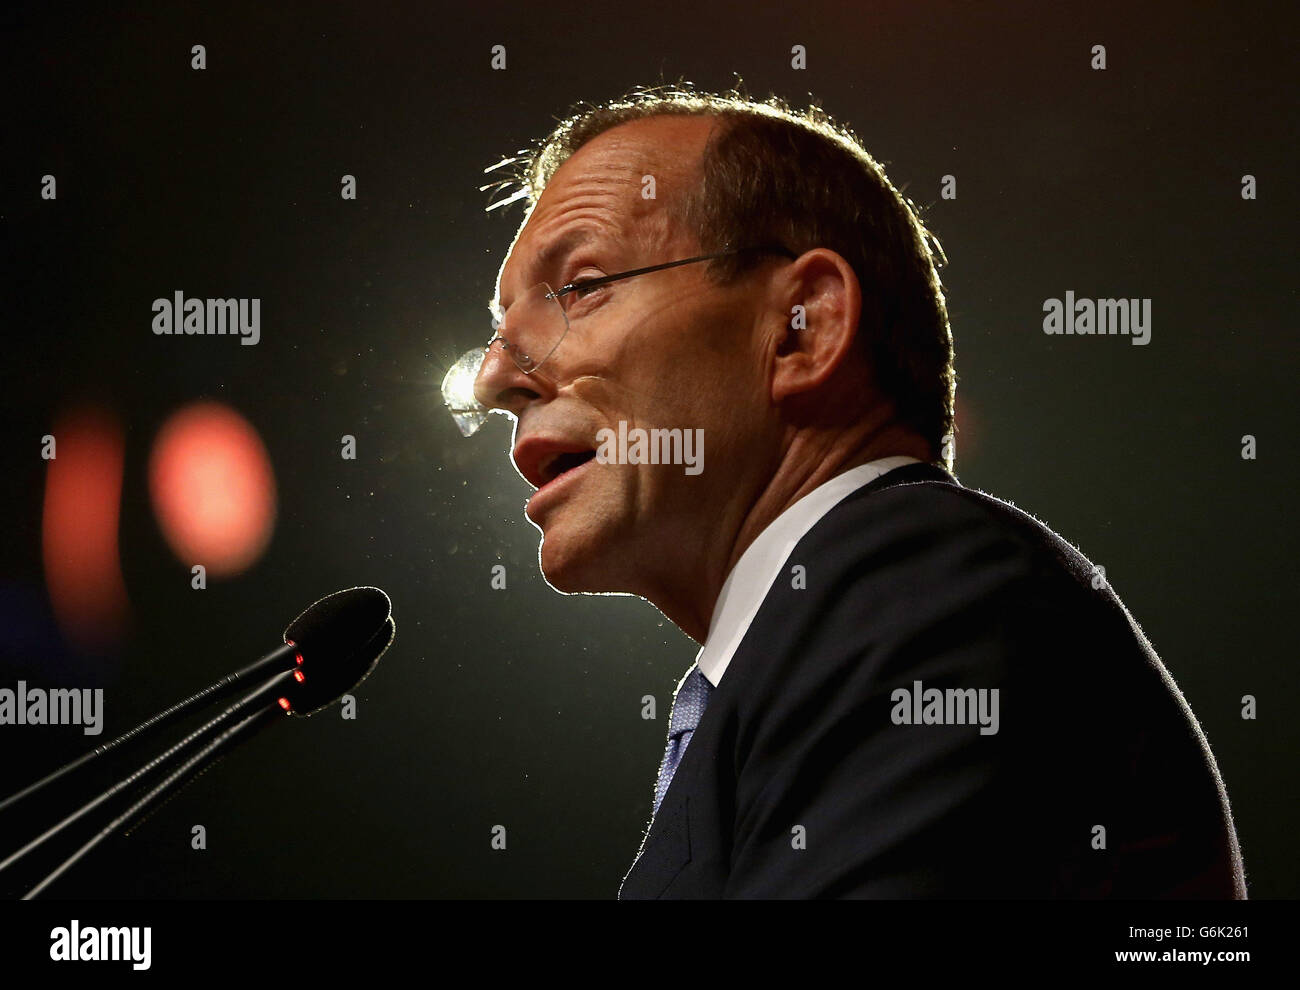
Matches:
[539,449,597,487]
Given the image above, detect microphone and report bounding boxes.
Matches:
[281,587,394,716]
[0,586,394,813]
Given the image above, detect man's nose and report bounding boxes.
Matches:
[473,339,549,418]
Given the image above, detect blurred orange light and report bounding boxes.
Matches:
[42,405,130,651]
[149,401,277,578]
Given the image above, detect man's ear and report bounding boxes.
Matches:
[770,248,862,403]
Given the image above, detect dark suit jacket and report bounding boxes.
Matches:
[619,462,1246,898]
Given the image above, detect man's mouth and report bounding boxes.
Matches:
[526,447,597,519]
[513,435,599,491]
[538,449,598,487]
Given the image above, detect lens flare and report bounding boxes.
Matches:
[442,350,491,436]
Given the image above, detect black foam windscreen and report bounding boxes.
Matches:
[281,587,395,716]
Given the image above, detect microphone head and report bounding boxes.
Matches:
[282,587,395,716]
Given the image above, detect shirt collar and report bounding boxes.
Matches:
[694,456,923,687]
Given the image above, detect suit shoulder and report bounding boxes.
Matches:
[779,475,1165,700]
[806,475,1104,596]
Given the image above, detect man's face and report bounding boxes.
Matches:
[474,116,778,597]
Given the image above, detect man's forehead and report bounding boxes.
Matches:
[494,115,716,304]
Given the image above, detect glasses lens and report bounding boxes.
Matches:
[442,282,569,437]
[500,282,568,374]
[441,348,490,437]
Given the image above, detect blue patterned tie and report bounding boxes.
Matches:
[653,665,714,815]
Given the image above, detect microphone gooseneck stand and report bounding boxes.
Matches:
[23,701,288,899]
[0,668,297,880]
[0,585,395,899]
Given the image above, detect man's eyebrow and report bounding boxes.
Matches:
[533,228,598,285]
[494,227,599,316]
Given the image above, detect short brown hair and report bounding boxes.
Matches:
[485,83,956,468]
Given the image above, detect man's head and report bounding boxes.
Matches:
[471,86,954,634]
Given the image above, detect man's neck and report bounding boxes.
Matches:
[655,417,932,644]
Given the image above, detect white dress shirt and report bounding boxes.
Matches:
[693,455,924,688]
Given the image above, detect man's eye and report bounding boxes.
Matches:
[565,275,611,304]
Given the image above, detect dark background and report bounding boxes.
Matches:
[1,0,1295,898]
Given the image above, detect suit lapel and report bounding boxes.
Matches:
[618,460,957,897]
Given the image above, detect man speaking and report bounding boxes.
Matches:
[445,85,1246,898]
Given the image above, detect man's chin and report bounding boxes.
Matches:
[537,541,599,593]
[536,532,622,594]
